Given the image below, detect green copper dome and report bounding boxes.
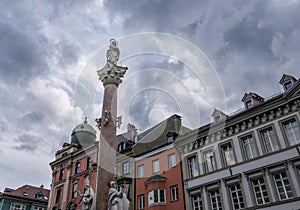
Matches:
[71,117,96,148]
[72,117,97,135]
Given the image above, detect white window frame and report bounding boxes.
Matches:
[75,161,80,174]
[246,100,253,109]
[138,194,145,210]
[220,142,236,167]
[209,189,222,210]
[123,161,129,175]
[251,177,269,205]
[259,126,280,153]
[192,194,203,210]
[229,183,245,209]
[152,159,160,174]
[148,189,166,206]
[10,203,25,210]
[187,155,199,178]
[138,165,144,178]
[282,118,300,146]
[33,207,46,210]
[240,134,258,160]
[72,182,78,199]
[171,185,179,202]
[273,171,293,200]
[168,153,176,168]
[202,149,216,173]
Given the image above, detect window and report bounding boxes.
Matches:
[282,118,300,146]
[10,203,25,210]
[170,185,179,202]
[203,149,216,173]
[240,134,258,160]
[86,157,92,170]
[138,195,145,210]
[152,159,160,174]
[75,161,80,174]
[214,114,221,123]
[148,189,166,206]
[251,177,269,205]
[84,176,90,188]
[33,207,46,210]
[55,188,61,204]
[138,165,144,178]
[246,100,253,109]
[284,81,293,90]
[209,189,222,210]
[192,194,203,210]
[123,162,129,175]
[260,127,280,153]
[229,184,245,209]
[168,153,176,168]
[187,155,199,178]
[72,182,78,199]
[273,171,293,200]
[35,192,44,199]
[59,168,64,180]
[220,143,236,167]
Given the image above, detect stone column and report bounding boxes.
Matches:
[95,39,128,210]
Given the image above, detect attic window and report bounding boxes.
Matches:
[246,100,253,109]
[35,192,44,199]
[284,81,293,90]
[214,114,221,123]
[23,192,28,196]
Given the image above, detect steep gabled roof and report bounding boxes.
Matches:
[132,114,190,156]
[1,185,50,203]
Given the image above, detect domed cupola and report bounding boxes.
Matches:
[71,117,96,148]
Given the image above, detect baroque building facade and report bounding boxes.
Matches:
[175,74,300,210]
[0,185,49,210]
[48,119,98,210]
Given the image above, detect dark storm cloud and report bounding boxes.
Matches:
[14,134,42,152]
[0,22,48,83]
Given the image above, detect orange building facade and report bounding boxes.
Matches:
[135,145,185,210]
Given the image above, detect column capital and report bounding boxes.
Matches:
[97,61,128,86]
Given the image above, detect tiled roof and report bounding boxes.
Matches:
[1,185,50,203]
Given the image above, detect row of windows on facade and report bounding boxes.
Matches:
[58,157,93,180]
[121,153,177,177]
[55,175,91,205]
[9,203,46,210]
[137,185,179,210]
[187,117,300,178]
[190,169,298,210]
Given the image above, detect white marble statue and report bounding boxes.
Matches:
[107,181,129,210]
[80,186,95,210]
[106,39,120,65]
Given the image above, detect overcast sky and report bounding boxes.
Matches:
[1,0,300,191]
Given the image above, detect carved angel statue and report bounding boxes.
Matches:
[106,39,120,65]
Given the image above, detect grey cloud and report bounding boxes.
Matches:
[13,134,41,152]
[0,23,49,84]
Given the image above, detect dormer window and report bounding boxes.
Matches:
[211,108,228,123]
[284,81,293,90]
[279,74,297,91]
[35,192,44,199]
[214,114,221,123]
[245,100,253,109]
[241,92,264,110]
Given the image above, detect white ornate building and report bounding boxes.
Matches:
[175,74,300,210]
